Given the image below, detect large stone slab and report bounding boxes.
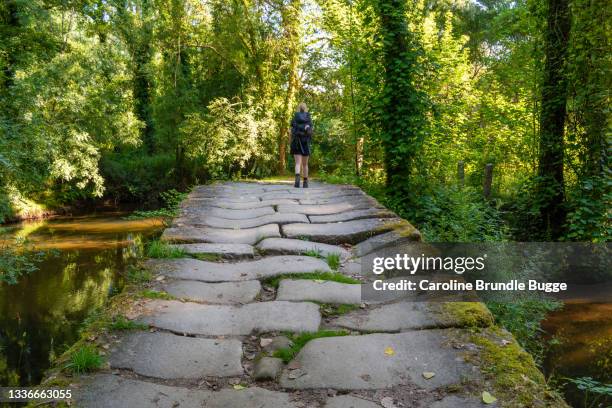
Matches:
[256,238,351,259]
[280,330,470,390]
[351,226,421,257]
[277,202,379,215]
[147,256,331,282]
[75,374,300,408]
[260,191,364,201]
[178,206,275,220]
[299,194,370,205]
[161,224,280,244]
[283,218,402,245]
[187,213,309,229]
[190,194,261,202]
[109,332,243,379]
[141,300,321,335]
[309,208,396,224]
[329,302,439,331]
[162,280,261,304]
[210,199,299,210]
[170,243,255,259]
[277,280,361,304]
[325,395,381,408]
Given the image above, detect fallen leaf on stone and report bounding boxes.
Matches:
[422,371,435,379]
[380,396,396,408]
[155,275,165,281]
[232,384,246,390]
[260,338,273,348]
[482,391,497,404]
[384,346,395,356]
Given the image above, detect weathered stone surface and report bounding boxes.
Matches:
[430,395,487,408]
[277,280,361,304]
[262,336,293,352]
[169,243,255,259]
[190,194,261,202]
[147,256,331,282]
[352,227,421,258]
[309,208,395,224]
[179,206,275,220]
[329,302,439,331]
[161,280,261,304]
[277,202,380,215]
[280,330,470,390]
[161,224,280,244]
[283,218,402,245]
[340,258,362,276]
[187,212,309,229]
[325,395,381,408]
[253,357,284,381]
[260,191,364,201]
[256,238,351,259]
[141,300,321,335]
[211,199,299,210]
[299,195,374,206]
[109,332,243,379]
[75,374,300,408]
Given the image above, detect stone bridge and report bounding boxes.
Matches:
[73,181,564,408]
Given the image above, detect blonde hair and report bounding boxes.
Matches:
[298,102,308,113]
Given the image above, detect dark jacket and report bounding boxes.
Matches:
[291,112,313,138]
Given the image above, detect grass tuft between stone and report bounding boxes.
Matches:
[264,271,360,288]
[273,330,350,363]
[65,345,103,375]
[146,240,187,259]
[139,289,175,300]
[326,253,341,270]
[108,315,148,331]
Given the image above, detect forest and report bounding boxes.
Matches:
[0,1,610,405]
[0,0,609,242]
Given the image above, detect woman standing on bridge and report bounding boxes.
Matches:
[290,102,313,188]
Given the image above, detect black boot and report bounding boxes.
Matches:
[294,174,300,188]
[303,178,309,188]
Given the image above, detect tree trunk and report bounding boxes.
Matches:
[279,0,302,174]
[537,0,571,238]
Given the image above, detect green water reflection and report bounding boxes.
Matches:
[0,215,163,386]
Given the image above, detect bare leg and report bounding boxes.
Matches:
[301,155,309,179]
[294,155,302,176]
[294,155,302,188]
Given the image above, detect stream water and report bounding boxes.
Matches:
[0,214,609,407]
[0,213,164,387]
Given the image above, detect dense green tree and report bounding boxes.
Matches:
[537,0,571,239]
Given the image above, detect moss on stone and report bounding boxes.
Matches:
[468,327,569,408]
[440,302,494,328]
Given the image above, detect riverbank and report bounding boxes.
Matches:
[36,181,568,408]
[0,214,165,388]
